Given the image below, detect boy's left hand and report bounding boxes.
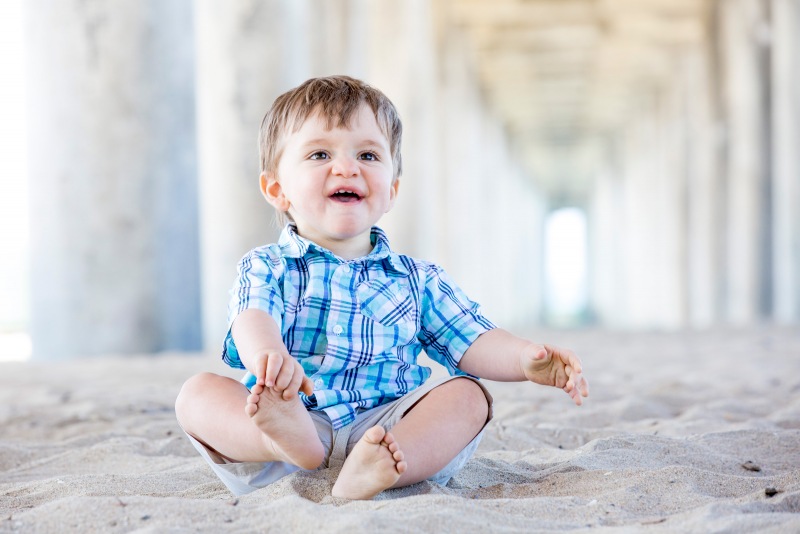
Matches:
[521,344,589,406]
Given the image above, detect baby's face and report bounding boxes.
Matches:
[265,103,398,257]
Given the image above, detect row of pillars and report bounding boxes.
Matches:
[25,0,542,359]
[589,0,800,328]
[25,0,799,358]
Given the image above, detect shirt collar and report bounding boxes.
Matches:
[277,224,409,275]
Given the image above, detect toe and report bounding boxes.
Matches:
[396,460,407,475]
[382,429,397,446]
[364,425,387,444]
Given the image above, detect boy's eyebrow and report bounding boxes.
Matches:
[298,138,389,151]
[298,138,331,148]
[357,139,390,151]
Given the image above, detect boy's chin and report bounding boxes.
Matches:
[327,219,378,236]
[329,228,373,241]
[297,223,372,242]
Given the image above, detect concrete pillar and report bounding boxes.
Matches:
[436,26,492,306]
[480,119,518,325]
[771,0,800,322]
[591,122,655,328]
[619,108,661,328]
[612,81,688,330]
[440,31,489,300]
[426,16,546,328]
[588,158,626,328]
[717,0,771,323]
[510,163,545,328]
[684,46,724,328]
[362,0,442,262]
[26,0,201,359]
[655,67,690,329]
[194,0,320,350]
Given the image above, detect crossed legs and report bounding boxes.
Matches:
[175,375,490,499]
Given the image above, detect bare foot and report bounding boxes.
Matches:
[331,425,407,500]
[246,383,324,470]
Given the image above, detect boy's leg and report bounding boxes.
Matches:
[388,377,490,485]
[175,372,325,470]
[331,377,489,499]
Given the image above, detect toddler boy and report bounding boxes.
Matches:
[175,75,589,500]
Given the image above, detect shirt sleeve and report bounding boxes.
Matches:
[221,248,285,369]
[417,265,496,375]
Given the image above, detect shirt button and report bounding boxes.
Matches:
[332,325,344,335]
[341,263,351,272]
[314,378,324,389]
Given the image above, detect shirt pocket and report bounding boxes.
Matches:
[357,279,418,327]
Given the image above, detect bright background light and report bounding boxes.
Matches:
[543,207,588,325]
[0,0,31,361]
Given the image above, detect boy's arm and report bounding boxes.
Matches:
[457,328,589,406]
[231,308,313,399]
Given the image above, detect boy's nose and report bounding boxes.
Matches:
[331,156,359,177]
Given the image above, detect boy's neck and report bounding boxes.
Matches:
[329,239,374,261]
[296,228,374,261]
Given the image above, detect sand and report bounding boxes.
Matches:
[1,326,799,533]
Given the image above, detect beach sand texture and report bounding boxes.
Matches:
[1,327,799,533]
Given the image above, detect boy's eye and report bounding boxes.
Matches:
[309,151,329,160]
[359,152,378,161]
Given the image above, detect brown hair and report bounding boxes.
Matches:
[259,75,403,181]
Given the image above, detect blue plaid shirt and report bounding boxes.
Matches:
[222,225,496,429]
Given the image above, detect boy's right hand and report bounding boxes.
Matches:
[230,309,314,400]
[253,349,315,400]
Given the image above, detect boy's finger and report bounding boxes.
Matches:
[275,360,295,390]
[558,349,581,374]
[570,373,589,400]
[282,368,304,400]
[265,353,283,387]
[528,345,547,363]
[254,358,268,386]
[578,375,590,396]
[300,375,315,396]
[569,353,583,374]
[566,380,583,405]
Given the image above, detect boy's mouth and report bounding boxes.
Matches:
[330,189,362,203]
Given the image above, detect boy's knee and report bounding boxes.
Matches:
[175,372,217,423]
[451,378,490,427]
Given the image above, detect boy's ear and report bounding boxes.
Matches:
[386,178,400,212]
[260,172,290,212]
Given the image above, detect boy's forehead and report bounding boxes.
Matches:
[298,103,372,130]
[291,104,388,142]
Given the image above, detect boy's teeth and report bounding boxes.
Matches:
[332,189,359,198]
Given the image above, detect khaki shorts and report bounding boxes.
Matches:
[186,375,494,496]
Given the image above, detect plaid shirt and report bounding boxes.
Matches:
[222,225,496,429]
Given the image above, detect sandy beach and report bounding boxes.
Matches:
[2,326,799,533]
